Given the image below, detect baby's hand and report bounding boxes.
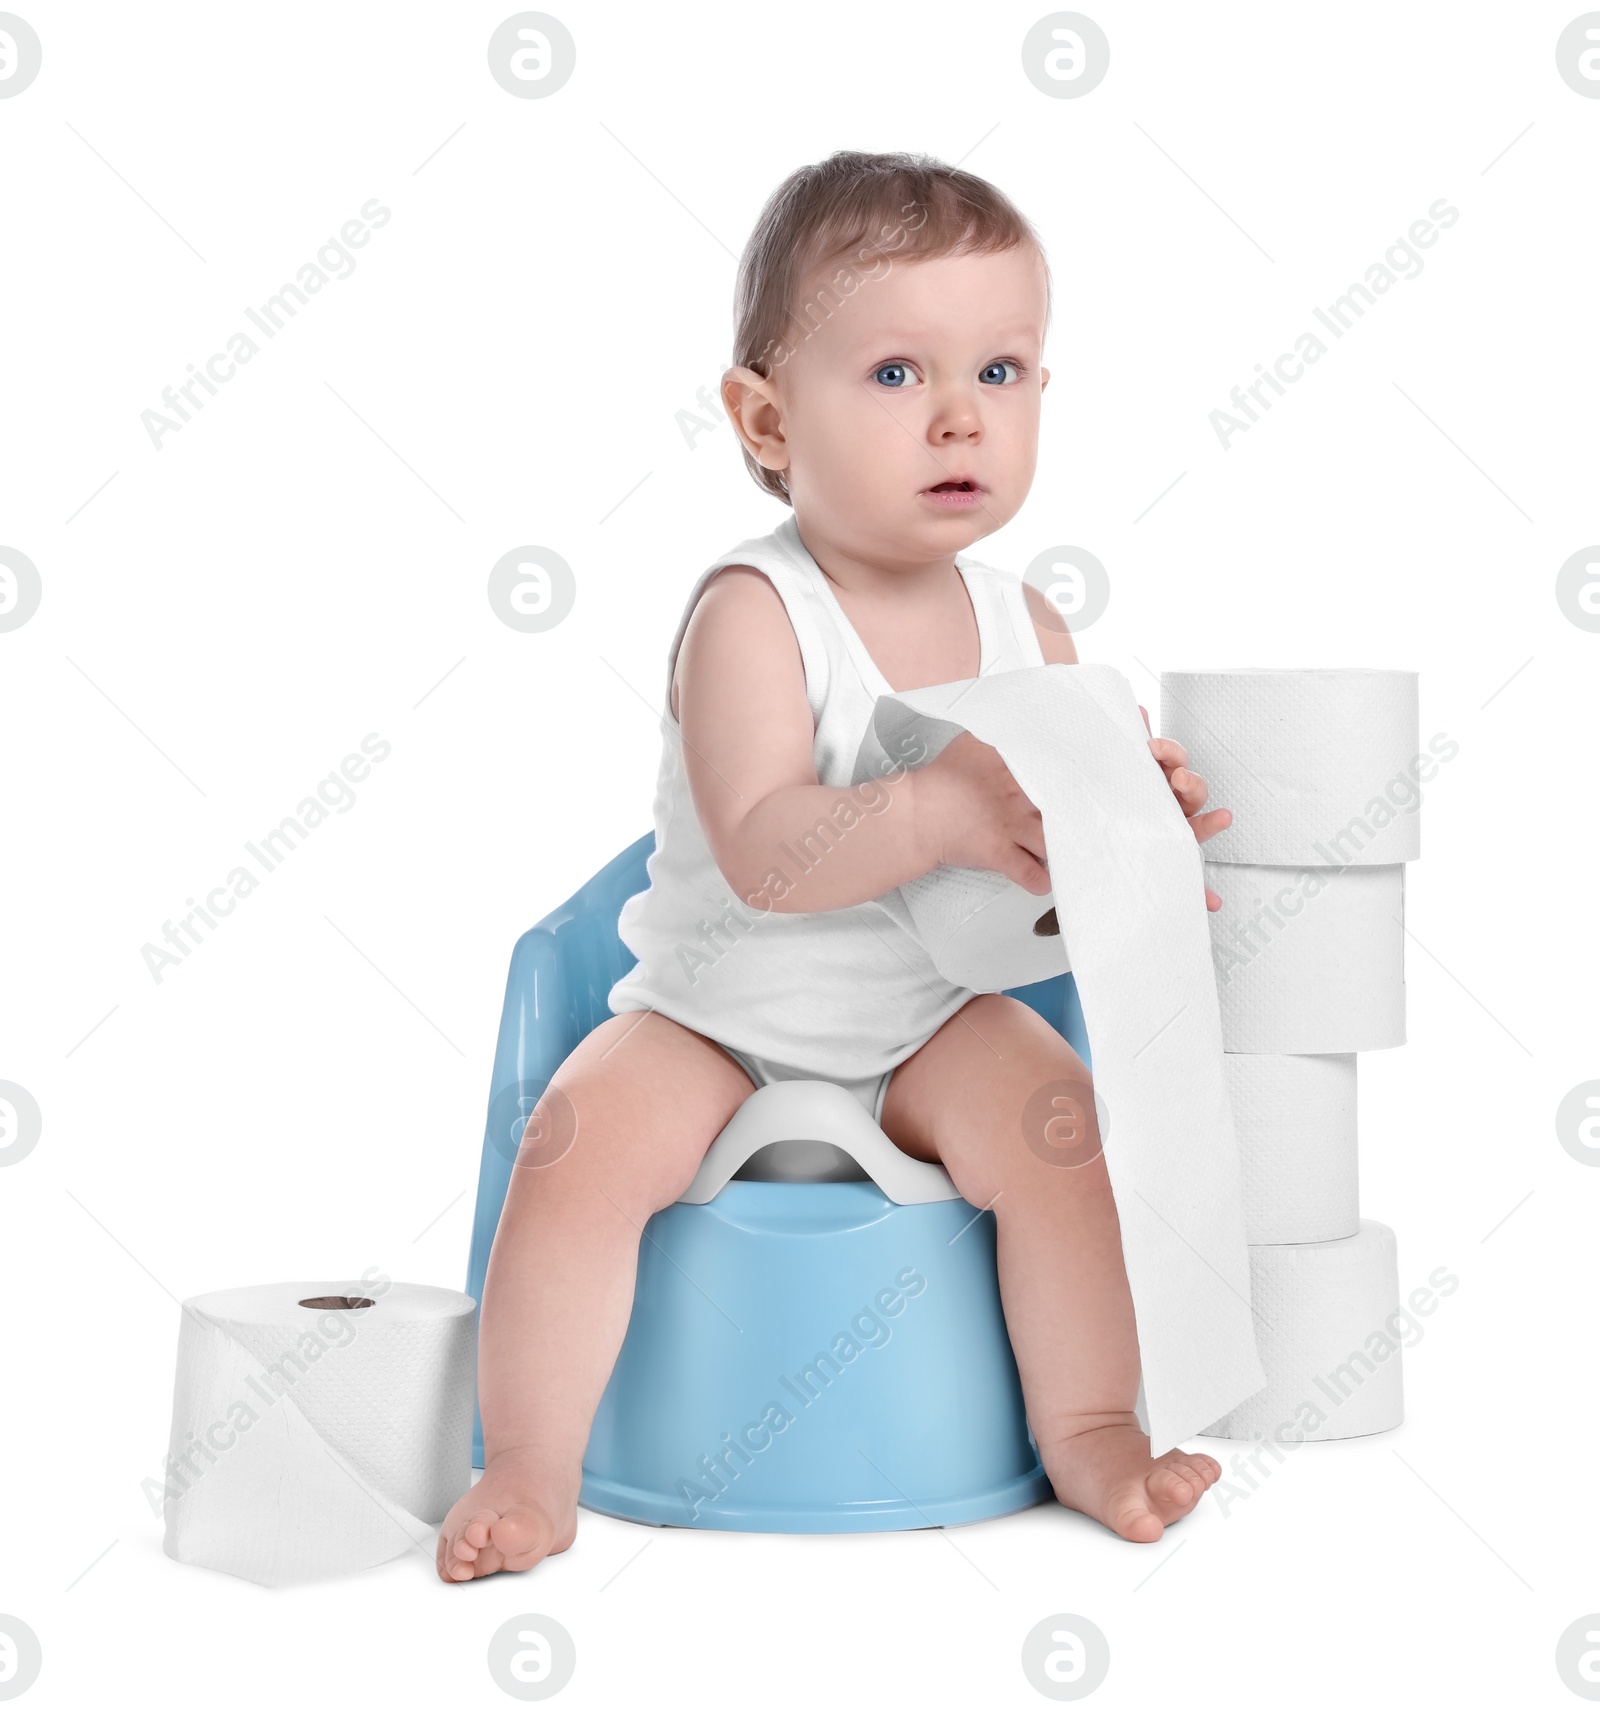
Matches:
[1139,706,1229,912]
[914,732,1052,895]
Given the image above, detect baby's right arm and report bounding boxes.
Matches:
[673,566,1049,914]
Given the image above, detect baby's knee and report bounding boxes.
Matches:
[512,1067,711,1218]
[967,992,1087,1061]
[1016,1073,1103,1176]
[987,1013,1100,1173]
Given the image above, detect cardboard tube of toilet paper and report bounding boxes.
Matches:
[1224,1053,1359,1244]
[871,663,1267,1452]
[1159,668,1421,867]
[1204,1222,1404,1442]
[160,1279,477,1586]
[1207,861,1406,1052]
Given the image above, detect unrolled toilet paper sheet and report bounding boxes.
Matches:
[869,663,1266,1452]
[1159,669,1421,867]
[161,1280,477,1586]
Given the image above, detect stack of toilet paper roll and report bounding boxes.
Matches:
[1160,669,1420,1443]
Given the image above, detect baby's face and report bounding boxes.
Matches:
[736,244,1050,566]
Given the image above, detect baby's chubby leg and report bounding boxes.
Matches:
[880,994,1221,1542]
[437,1012,755,1582]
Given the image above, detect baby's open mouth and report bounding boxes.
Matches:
[922,478,986,507]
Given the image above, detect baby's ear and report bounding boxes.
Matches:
[722,366,788,472]
[721,365,767,414]
[1040,366,1051,392]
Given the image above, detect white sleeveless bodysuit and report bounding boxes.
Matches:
[606,513,1046,1100]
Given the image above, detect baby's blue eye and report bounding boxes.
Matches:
[980,361,1021,385]
[874,363,911,387]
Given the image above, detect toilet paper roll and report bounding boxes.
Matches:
[1160,669,1421,867]
[1204,1222,1403,1442]
[1207,861,1405,1052]
[853,664,1266,1452]
[853,705,1071,993]
[889,856,1070,993]
[161,1279,477,1586]
[1224,1053,1359,1244]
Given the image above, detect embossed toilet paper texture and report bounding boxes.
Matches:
[1224,1053,1359,1243]
[1204,1222,1403,1441]
[872,663,1266,1452]
[1206,861,1406,1052]
[1160,669,1421,867]
[161,1281,477,1586]
[894,858,1072,991]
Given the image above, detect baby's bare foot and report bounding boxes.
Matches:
[1039,1416,1221,1543]
[436,1449,578,1583]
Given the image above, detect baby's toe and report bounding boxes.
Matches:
[1111,1491,1166,1542]
[461,1512,499,1551]
[1166,1453,1217,1491]
[491,1506,555,1564]
[437,1510,499,1582]
[1184,1453,1221,1488]
[1146,1461,1208,1521]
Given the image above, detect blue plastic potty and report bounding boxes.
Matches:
[465,834,1092,1533]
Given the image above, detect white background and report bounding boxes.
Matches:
[2,1,1596,1708]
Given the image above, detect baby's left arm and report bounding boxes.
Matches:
[1021,583,1230,912]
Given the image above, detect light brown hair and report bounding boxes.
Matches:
[731,149,1050,503]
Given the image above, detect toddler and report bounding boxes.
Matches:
[439,151,1230,1580]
